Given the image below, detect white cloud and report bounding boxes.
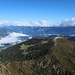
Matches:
[0,20,52,27]
[39,20,52,27]
[0,32,29,44]
[16,20,52,27]
[0,17,75,27]
[59,17,75,27]
[71,17,75,21]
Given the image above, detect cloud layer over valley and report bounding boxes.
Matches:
[0,32,29,45]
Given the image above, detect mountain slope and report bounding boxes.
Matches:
[0,37,75,75]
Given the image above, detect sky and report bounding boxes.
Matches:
[0,0,75,26]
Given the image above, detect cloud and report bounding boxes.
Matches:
[0,32,29,44]
[0,17,75,27]
[59,17,75,27]
[0,20,52,27]
[39,20,52,26]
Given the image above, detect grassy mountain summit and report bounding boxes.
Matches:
[0,37,75,75]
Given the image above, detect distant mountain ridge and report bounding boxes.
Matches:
[0,27,12,37]
[2,26,75,37]
[1,26,75,49]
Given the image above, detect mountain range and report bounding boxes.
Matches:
[1,25,75,48]
[0,27,12,37]
[2,26,75,37]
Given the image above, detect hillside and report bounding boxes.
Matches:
[0,37,75,75]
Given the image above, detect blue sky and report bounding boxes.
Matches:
[0,0,75,26]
